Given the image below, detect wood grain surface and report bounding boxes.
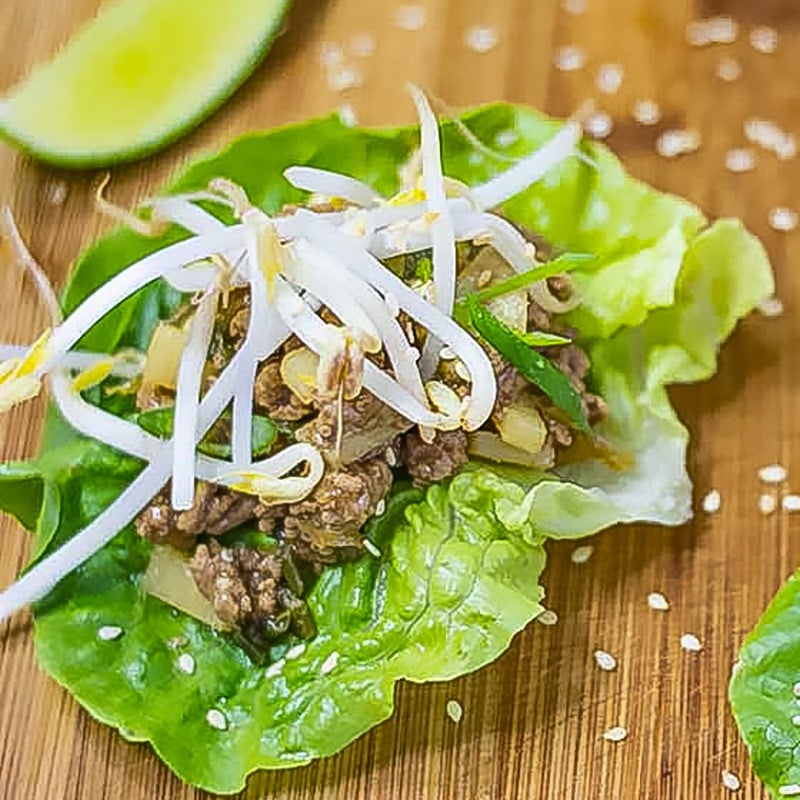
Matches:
[1,1,798,798]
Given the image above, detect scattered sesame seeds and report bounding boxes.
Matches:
[495,129,519,148]
[328,65,363,93]
[702,489,721,514]
[320,651,339,675]
[446,699,463,723]
[562,0,586,14]
[393,5,426,31]
[759,493,778,515]
[285,643,306,661]
[750,25,778,54]
[319,42,344,67]
[45,179,67,206]
[716,57,742,82]
[648,592,670,611]
[725,148,756,173]
[656,129,701,159]
[554,45,586,72]
[476,269,493,289]
[757,296,784,317]
[177,653,195,675]
[593,650,617,671]
[769,207,799,233]
[363,538,382,558]
[375,499,386,516]
[759,464,789,484]
[537,609,559,626]
[706,16,739,44]
[680,633,703,652]
[350,32,375,57]
[265,658,285,678]
[205,708,227,731]
[584,111,613,140]
[722,770,741,792]
[784,495,800,512]
[97,625,123,641]
[745,118,796,159]
[632,99,662,126]
[779,786,800,797]
[602,725,627,742]
[465,25,499,53]
[338,104,358,127]
[454,360,471,382]
[596,63,624,95]
[571,545,594,564]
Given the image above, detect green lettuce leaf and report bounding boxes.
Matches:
[0,103,773,791]
[730,572,800,798]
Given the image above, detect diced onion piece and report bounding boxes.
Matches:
[142,546,227,630]
[283,166,384,208]
[280,347,320,403]
[458,246,528,330]
[456,211,537,274]
[468,431,553,468]
[496,401,549,455]
[141,321,191,391]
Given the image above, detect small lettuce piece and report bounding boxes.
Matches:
[0,104,774,790]
[730,572,800,798]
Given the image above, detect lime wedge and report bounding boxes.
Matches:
[0,0,291,167]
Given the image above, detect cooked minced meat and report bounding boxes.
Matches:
[399,429,469,487]
[254,355,314,421]
[136,482,261,551]
[276,457,393,567]
[190,539,314,640]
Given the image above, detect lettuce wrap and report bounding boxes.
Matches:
[0,103,773,793]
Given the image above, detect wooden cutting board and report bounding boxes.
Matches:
[0,1,797,798]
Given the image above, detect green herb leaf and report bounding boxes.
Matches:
[136,407,277,459]
[731,571,800,797]
[517,330,572,347]
[466,294,591,433]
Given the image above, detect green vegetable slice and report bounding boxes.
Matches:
[0,0,291,166]
[0,104,773,791]
[466,293,591,433]
[731,572,800,798]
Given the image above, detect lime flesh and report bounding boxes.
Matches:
[0,0,291,167]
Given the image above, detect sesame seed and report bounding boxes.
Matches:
[759,493,777,515]
[328,65,363,93]
[685,20,712,47]
[656,129,701,159]
[465,25,499,53]
[177,653,195,675]
[725,148,756,173]
[632,99,662,126]
[97,625,123,641]
[205,709,227,731]
[363,538,382,557]
[285,643,306,661]
[265,658,285,678]
[476,269,493,289]
[716,57,742,82]
[593,650,617,671]
[454,360,471,382]
[602,725,627,742]
[779,786,800,797]
[776,136,797,161]
[722,770,741,791]
[338,104,358,127]
[702,489,721,514]
[446,699,463,723]
[584,111,613,140]
[571,545,594,564]
[375,499,386,516]
[759,464,788,484]
[554,45,586,72]
[769,207,798,233]
[439,346,457,360]
[319,42,344,67]
[648,592,670,611]
[393,5,426,31]
[784,495,800,512]
[537,609,558,626]
[350,32,375,57]
[495,129,519,148]
[680,633,703,652]
[596,64,624,95]
[750,25,778,54]
[706,16,739,44]
[46,179,68,206]
[562,0,586,14]
[757,296,784,317]
[320,651,339,675]
[385,447,398,466]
